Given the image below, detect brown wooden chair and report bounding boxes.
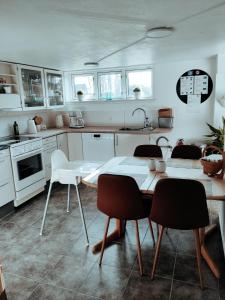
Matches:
[150,178,209,288]
[171,145,202,159]
[134,144,163,158]
[97,174,155,275]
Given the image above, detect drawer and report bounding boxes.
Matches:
[43,136,57,145]
[43,141,57,150]
[0,179,15,206]
[0,157,13,181]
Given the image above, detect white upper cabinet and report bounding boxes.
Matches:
[18,65,46,110]
[0,62,22,110]
[44,69,64,107]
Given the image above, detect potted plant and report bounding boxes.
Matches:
[77,90,84,101]
[133,87,141,99]
[205,117,225,149]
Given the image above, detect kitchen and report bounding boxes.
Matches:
[0,0,225,299]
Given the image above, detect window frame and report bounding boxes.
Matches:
[70,65,153,102]
[125,67,153,100]
[72,72,97,101]
[97,70,124,101]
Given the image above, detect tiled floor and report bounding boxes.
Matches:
[0,184,225,300]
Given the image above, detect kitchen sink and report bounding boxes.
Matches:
[119,127,144,131]
[118,127,154,132]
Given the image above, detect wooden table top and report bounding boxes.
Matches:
[82,156,225,201]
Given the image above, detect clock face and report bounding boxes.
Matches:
[176,69,213,104]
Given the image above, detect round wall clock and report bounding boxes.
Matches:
[176,69,213,104]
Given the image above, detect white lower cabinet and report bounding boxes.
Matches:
[68,133,83,160]
[115,133,150,156]
[0,149,15,207]
[56,133,68,158]
[43,136,57,180]
[82,133,114,161]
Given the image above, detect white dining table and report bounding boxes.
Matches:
[82,156,225,279]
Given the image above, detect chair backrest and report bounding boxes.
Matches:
[97,174,146,220]
[151,178,209,230]
[51,149,68,171]
[171,145,202,159]
[134,144,163,158]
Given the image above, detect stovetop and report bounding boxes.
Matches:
[0,135,40,149]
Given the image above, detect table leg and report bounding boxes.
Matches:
[199,228,220,279]
[92,219,125,254]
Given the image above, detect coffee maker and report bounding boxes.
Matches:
[69,111,85,128]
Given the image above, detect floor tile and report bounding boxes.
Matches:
[79,264,130,299]
[171,280,220,300]
[123,271,172,300]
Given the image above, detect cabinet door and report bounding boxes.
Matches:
[68,133,83,160]
[44,70,64,107]
[115,134,150,156]
[18,65,46,109]
[57,133,68,158]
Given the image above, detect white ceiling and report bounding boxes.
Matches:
[1,0,225,70]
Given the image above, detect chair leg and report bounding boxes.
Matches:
[99,216,111,266]
[67,184,70,213]
[40,182,53,236]
[194,229,204,289]
[148,217,155,245]
[75,178,89,246]
[134,220,144,276]
[151,225,164,280]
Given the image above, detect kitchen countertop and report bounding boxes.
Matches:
[21,126,172,138]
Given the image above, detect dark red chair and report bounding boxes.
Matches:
[134,145,163,158]
[171,145,202,159]
[97,174,155,275]
[150,178,209,288]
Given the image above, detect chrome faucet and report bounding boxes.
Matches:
[132,107,149,128]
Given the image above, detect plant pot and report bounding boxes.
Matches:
[134,91,141,99]
[77,95,84,101]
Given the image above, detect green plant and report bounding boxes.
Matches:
[77,90,83,96]
[133,87,140,93]
[205,117,225,149]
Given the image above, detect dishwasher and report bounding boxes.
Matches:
[82,133,115,161]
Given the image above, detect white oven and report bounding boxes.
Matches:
[10,138,46,206]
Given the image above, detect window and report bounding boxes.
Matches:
[70,66,153,102]
[73,74,95,100]
[126,69,153,99]
[98,72,122,100]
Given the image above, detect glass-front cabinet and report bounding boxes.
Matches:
[44,70,64,107]
[18,65,45,109]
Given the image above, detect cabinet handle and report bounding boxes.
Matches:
[116,135,118,146]
[0,182,8,188]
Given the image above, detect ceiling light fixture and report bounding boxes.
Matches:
[83,26,175,66]
[84,62,99,66]
[146,26,175,38]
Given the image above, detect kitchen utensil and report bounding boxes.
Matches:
[56,114,64,128]
[155,160,166,172]
[28,119,37,134]
[148,159,156,171]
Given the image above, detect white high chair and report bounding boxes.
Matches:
[40,150,100,245]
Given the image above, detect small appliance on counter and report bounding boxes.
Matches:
[69,111,85,128]
[158,108,173,128]
[28,119,37,134]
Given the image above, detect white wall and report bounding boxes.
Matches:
[62,57,216,146]
[214,53,225,256]
[0,111,49,137]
